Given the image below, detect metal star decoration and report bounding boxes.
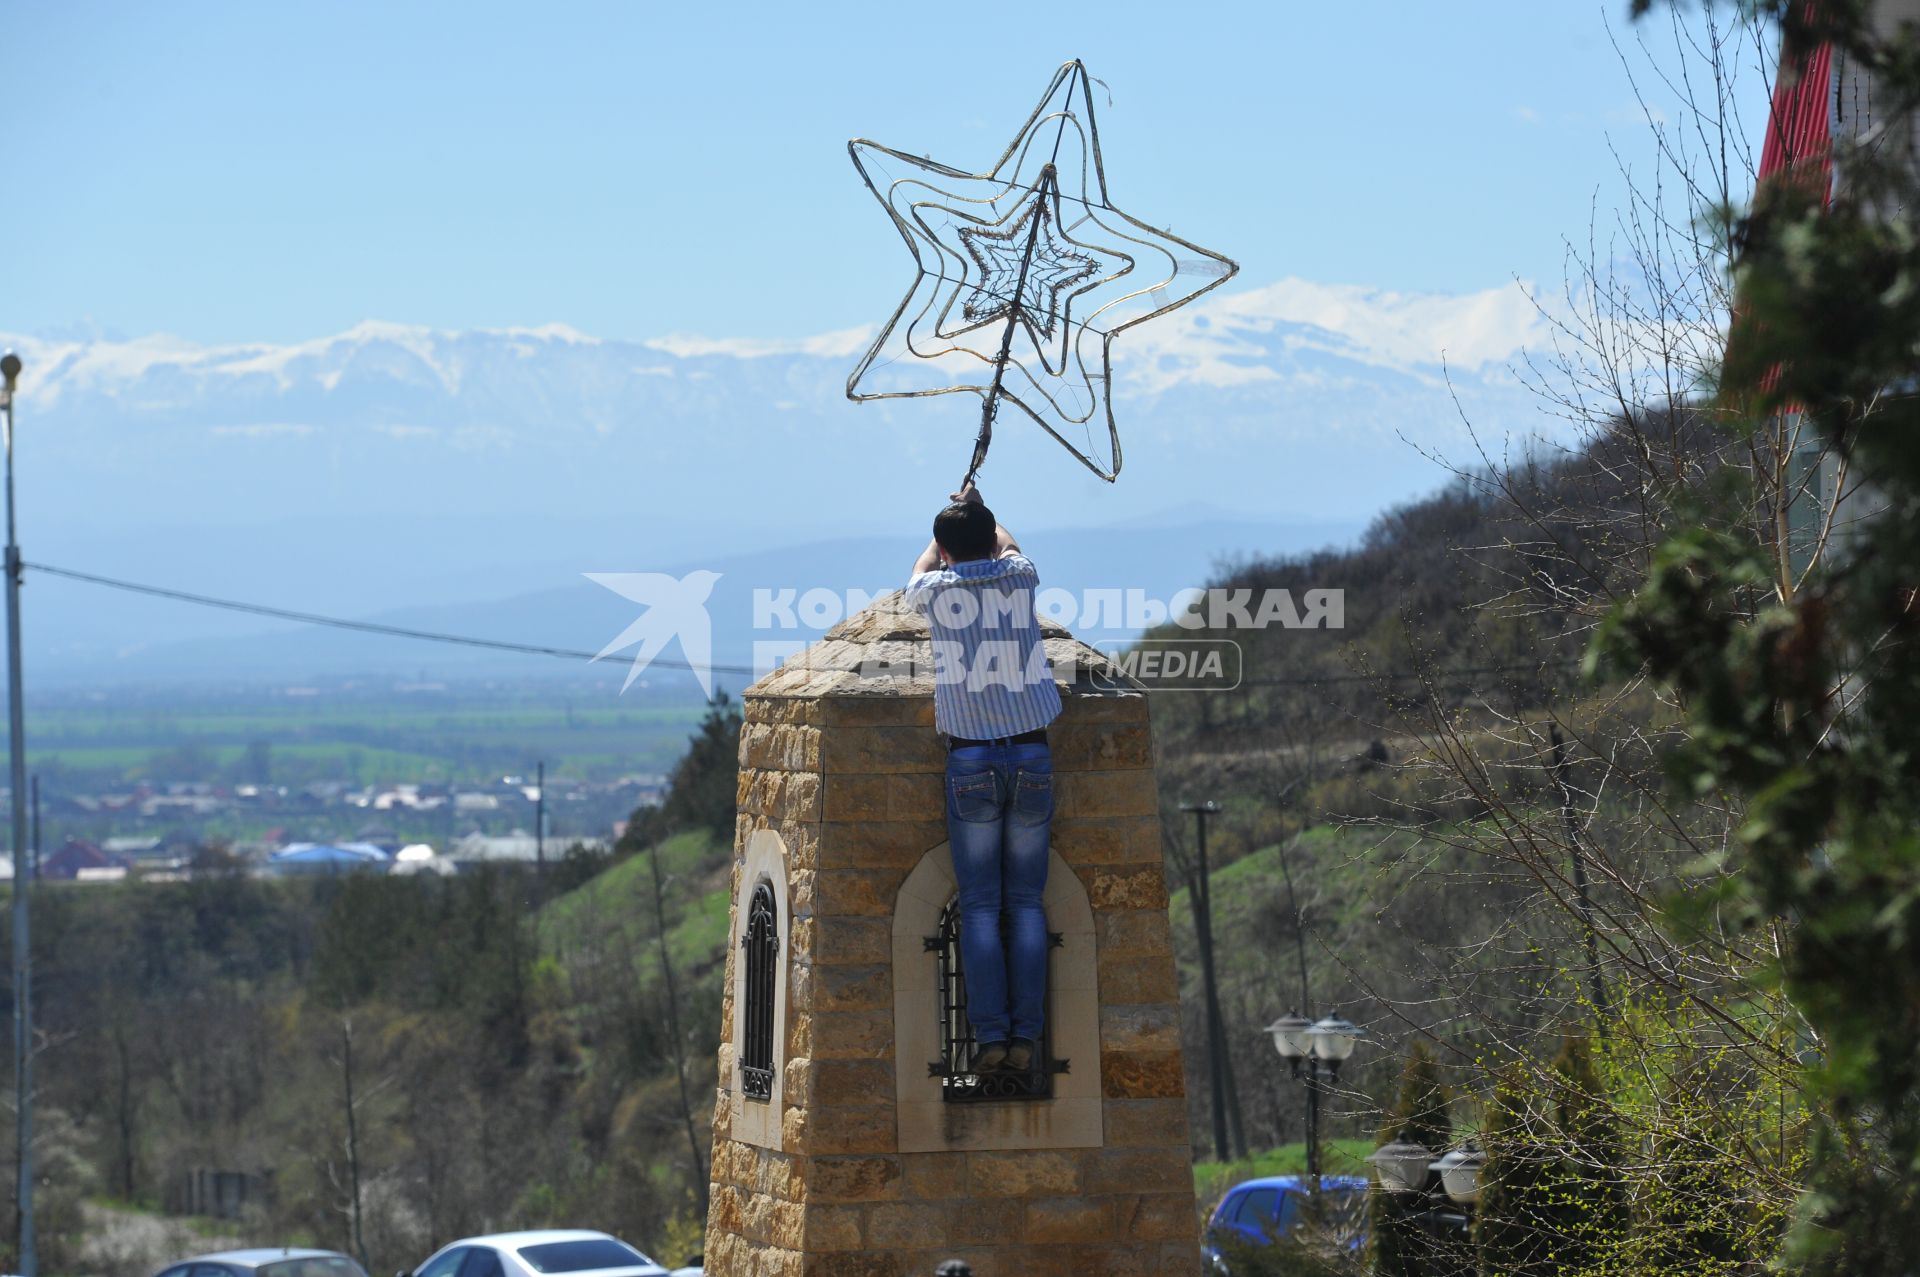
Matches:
[847,59,1239,484]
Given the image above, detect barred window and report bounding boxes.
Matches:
[741,880,778,1103]
[925,899,1065,1102]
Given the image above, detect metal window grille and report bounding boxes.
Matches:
[925,899,1066,1102]
[740,880,778,1102]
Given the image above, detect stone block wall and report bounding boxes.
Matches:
[701,599,1201,1277]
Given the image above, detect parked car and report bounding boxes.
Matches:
[153,1250,371,1277]
[1202,1174,1368,1274]
[405,1231,667,1277]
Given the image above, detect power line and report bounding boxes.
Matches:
[1236,660,1583,689]
[25,560,1591,691]
[24,561,760,676]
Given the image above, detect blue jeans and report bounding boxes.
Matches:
[945,741,1053,1045]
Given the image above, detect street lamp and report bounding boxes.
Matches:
[1367,1136,1435,1195]
[1366,1134,1479,1242]
[1431,1145,1485,1204]
[0,349,31,1277]
[1307,1013,1360,1062]
[1266,1011,1312,1061]
[1266,1008,1362,1189]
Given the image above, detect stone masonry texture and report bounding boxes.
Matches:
[703,594,1200,1277]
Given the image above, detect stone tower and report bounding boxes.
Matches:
[703,594,1198,1277]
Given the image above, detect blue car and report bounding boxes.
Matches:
[1202,1174,1369,1274]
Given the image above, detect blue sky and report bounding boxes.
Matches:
[9,1,1774,346]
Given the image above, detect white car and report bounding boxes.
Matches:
[406,1231,669,1277]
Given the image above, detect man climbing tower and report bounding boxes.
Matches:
[904,482,1062,1074]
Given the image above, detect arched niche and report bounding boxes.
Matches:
[728,828,790,1150]
[890,842,1102,1152]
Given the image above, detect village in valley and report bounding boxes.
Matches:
[23,770,656,883]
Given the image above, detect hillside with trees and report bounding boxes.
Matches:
[11,376,1897,1277]
[12,697,744,1277]
[9,406,1781,1275]
[1144,1,1920,1269]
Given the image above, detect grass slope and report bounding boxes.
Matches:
[539,827,733,981]
[1193,1140,1379,1209]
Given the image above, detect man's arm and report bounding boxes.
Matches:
[911,537,942,577]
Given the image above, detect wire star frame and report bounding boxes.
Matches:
[847,59,1239,485]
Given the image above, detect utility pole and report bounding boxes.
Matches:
[28,777,37,882]
[340,1019,368,1271]
[1272,780,1313,1012]
[1181,800,1239,1163]
[2,349,34,1277]
[534,760,546,885]
[1550,723,1609,1026]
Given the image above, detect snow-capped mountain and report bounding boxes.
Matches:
[0,275,1565,682]
[7,275,1556,526]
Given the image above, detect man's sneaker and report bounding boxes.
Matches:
[1005,1037,1036,1071]
[972,1042,1009,1072]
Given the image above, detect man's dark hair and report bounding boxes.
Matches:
[932,500,997,562]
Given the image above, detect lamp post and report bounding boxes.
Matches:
[1266,1010,1360,1191]
[1367,1134,1481,1245]
[1,349,32,1277]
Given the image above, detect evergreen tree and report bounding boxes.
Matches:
[1605,4,1920,1269]
[1395,1039,1454,1152]
[620,691,743,850]
[1547,1032,1626,1274]
[1634,1059,1759,1277]
[1475,1069,1568,1277]
[1369,1041,1453,1277]
[1474,1037,1629,1277]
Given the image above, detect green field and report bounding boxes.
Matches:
[23,686,710,787]
[1192,1140,1379,1210]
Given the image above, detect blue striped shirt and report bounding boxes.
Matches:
[904,553,1064,739]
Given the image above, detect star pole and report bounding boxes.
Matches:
[963,61,1081,490]
[966,165,1060,489]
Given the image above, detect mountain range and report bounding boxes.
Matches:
[2,275,1567,686]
